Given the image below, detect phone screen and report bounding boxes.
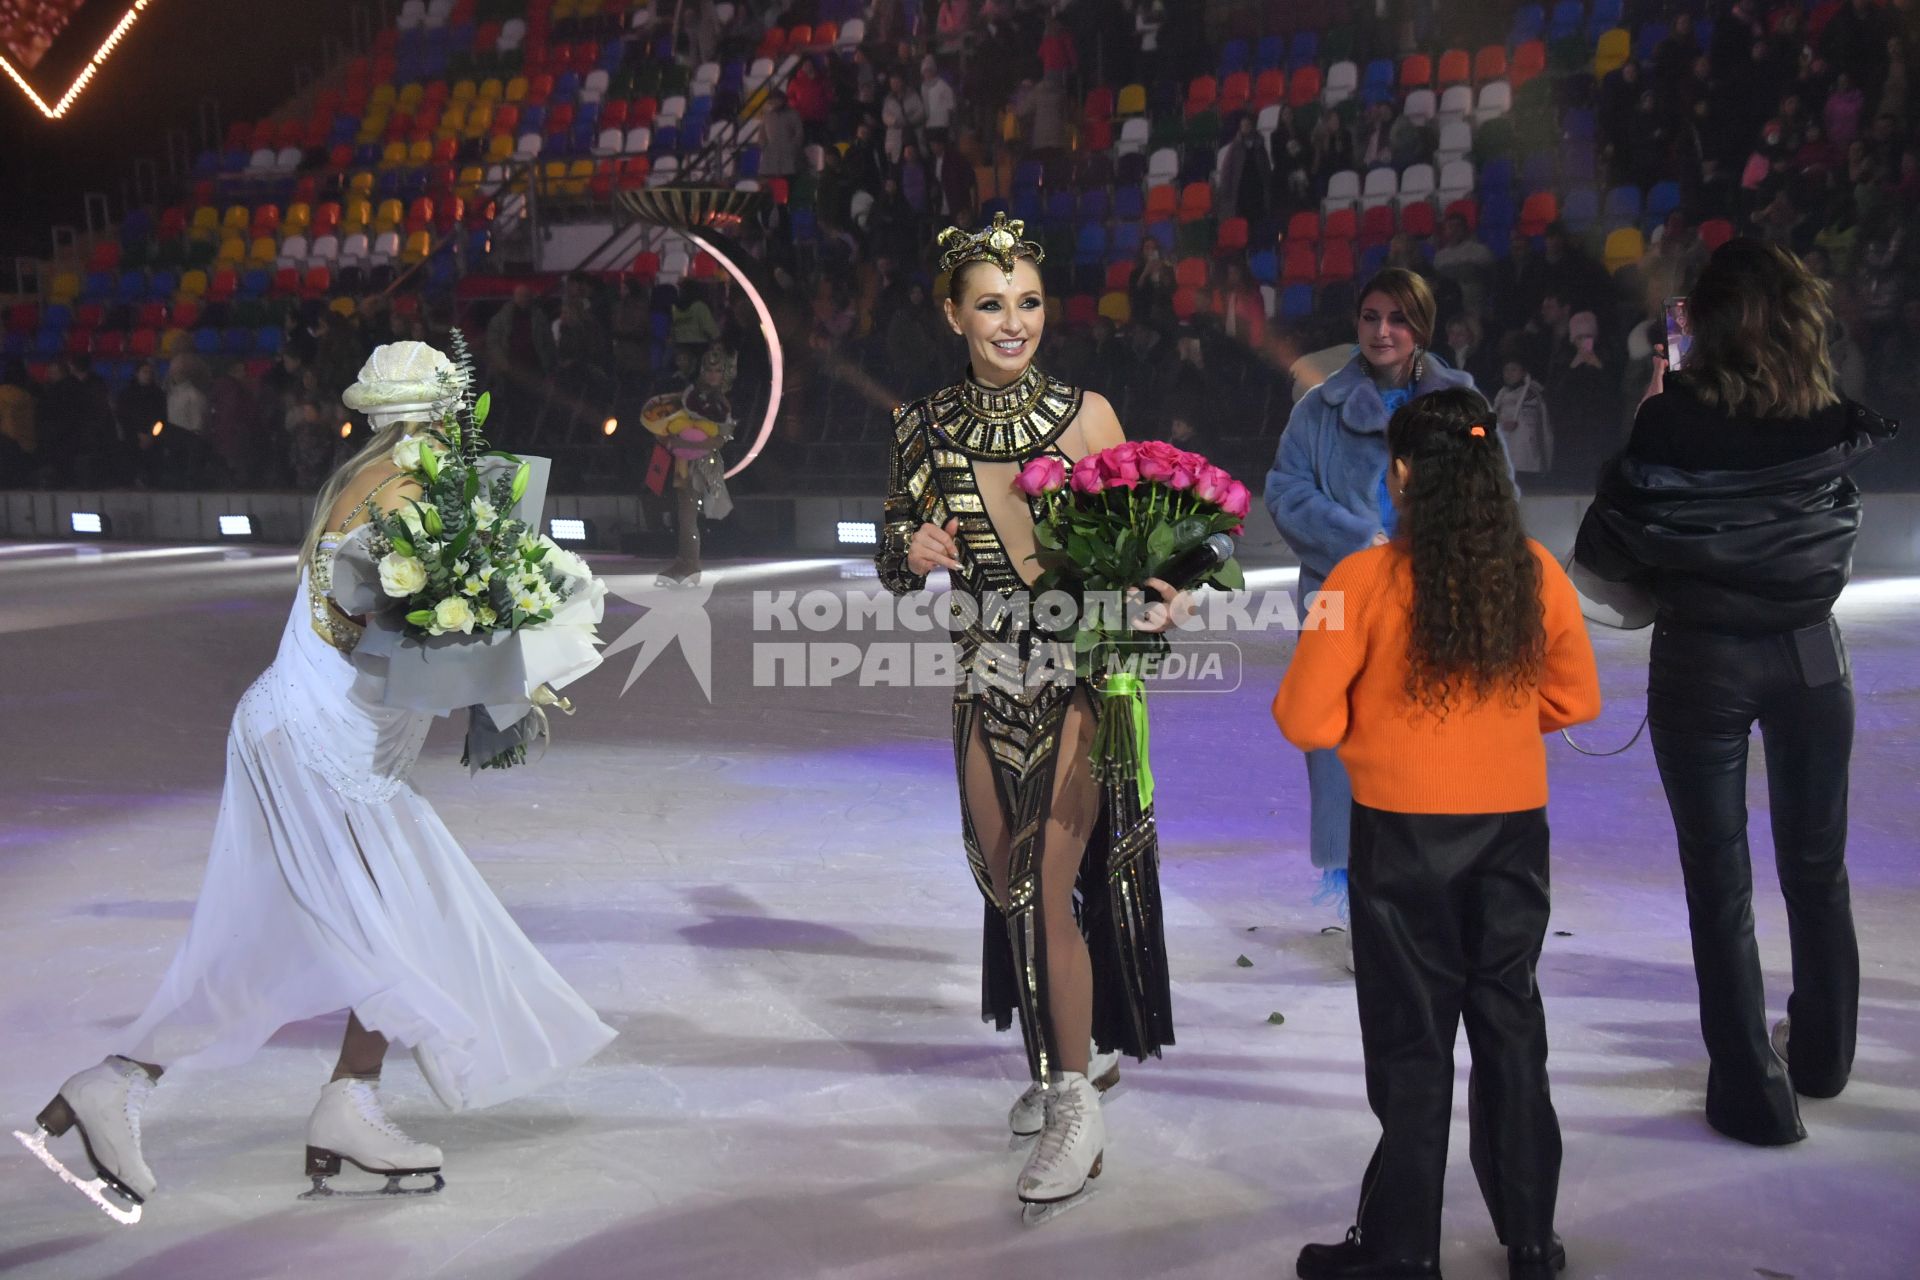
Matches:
[1664,296,1690,371]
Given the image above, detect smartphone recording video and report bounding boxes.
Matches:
[1664,296,1690,371]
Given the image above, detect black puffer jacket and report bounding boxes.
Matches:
[1574,384,1897,635]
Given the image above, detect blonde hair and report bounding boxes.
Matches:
[1677,239,1840,419]
[1355,267,1437,351]
[296,418,423,571]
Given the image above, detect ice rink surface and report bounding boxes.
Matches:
[1,541,1915,1280]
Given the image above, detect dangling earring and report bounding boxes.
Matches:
[1412,346,1427,386]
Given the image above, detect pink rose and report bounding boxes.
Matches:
[1098,449,1141,489]
[1167,464,1196,491]
[1070,454,1106,493]
[1221,480,1252,519]
[1109,441,1142,466]
[1015,454,1067,497]
[1136,451,1173,482]
[1179,449,1210,475]
[1193,465,1231,505]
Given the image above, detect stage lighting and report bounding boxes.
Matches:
[548,518,590,544]
[340,422,353,440]
[602,417,619,436]
[218,515,254,538]
[70,512,108,536]
[836,520,878,547]
[150,420,163,437]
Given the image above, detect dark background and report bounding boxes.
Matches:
[0,0,362,258]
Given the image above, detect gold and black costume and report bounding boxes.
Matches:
[876,364,1175,1084]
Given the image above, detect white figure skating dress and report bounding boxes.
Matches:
[113,530,615,1110]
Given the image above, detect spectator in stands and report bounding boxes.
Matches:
[1823,0,1893,95]
[1493,356,1552,477]
[934,0,969,53]
[920,57,957,140]
[1209,259,1266,348]
[1441,314,1500,393]
[1264,269,1478,924]
[788,58,832,145]
[927,132,976,221]
[671,282,723,380]
[485,284,553,442]
[843,118,888,196]
[881,70,926,163]
[1826,71,1867,148]
[1039,16,1078,86]
[1310,109,1355,190]
[1268,105,1310,214]
[1433,212,1496,321]
[1014,76,1071,160]
[161,354,213,488]
[1129,237,1177,334]
[50,356,119,487]
[0,357,35,480]
[1551,310,1620,486]
[1355,102,1395,171]
[113,360,166,465]
[759,91,805,179]
[1216,113,1273,225]
[1539,223,1612,316]
[1520,291,1576,381]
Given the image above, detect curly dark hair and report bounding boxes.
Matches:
[1387,387,1545,718]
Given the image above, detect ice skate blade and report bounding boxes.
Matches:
[12,1128,143,1226]
[298,1172,446,1201]
[1019,1182,1099,1227]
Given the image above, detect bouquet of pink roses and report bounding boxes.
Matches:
[1017,440,1251,807]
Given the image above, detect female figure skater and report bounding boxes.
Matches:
[24,342,615,1217]
[1264,269,1479,944]
[1275,389,1600,1280]
[876,215,1188,1215]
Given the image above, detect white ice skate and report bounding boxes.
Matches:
[12,1057,157,1225]
[1009,1044,1121,1138]
[1016,1071,1105,1224]
[299,1078,445,1200]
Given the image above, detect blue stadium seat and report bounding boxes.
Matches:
[193,328,223,355]
[121,209,154,243]
[1548,1,1583,42]
[1255,35,1285,70]
[1635,22,1668,61]
[1078,189,1110,222]
[1645,180,1683,226]
[1113,186,1144,221]
[116,271,148,304]
[1560,146,1596,186]
[1249,248,1277,284]
[241,268,272,298]
[222,327,252,355]
[1511,5,1545,43]
[1011,188,1043,224]
[1288,32,1319,70]
[1521,150,1556,192]
[255,326,283,354]
[1047,190,1077,223]
[1588,0,1624,40]
[1602,185,1641,227]
[1110,222,1142,259]
[1075,224,1107,264]
[1480,158,1515,196]
[1014,160,1045,192]
[1219,39,1250,73]
[33,330,63,357]
[42,304,72,330]
[1562,108,1596,144]
[1362,60,1395,106]
[1281,282,1315,320]
[1147,221,1175,253]
[1562,187,1599,232]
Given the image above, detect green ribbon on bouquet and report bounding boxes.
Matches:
[1091,670,1155,811]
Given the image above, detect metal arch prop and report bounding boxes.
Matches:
[684,231,782,481]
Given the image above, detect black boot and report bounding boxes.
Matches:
[1508,1234,1566,1280]
[1297,1228,1441,1279]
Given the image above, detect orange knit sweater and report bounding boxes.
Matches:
[1272,539,1602,814]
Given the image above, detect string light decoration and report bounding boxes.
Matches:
[0,0,157,120]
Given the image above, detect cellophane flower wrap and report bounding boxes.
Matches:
[1023,440,1250,806]
[362,332,606,768]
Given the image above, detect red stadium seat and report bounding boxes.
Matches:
[1323,207,1358,242]
[1318,239,1356,285]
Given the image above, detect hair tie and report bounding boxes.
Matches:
[1469,425,1486,437]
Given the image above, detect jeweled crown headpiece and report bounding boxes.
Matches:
[936,212,1045,277]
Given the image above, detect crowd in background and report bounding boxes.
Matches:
[2,0,1918,493]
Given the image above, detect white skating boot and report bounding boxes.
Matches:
[1016,1071,1105,1222]
[300,1078,444,1200]
[13,1057,158,1224]
[1009,1043,1121,1138]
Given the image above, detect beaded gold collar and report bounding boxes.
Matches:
[927,364,1082,461]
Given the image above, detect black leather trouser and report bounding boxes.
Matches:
[1647,619,1858,1144]
[1349,804,1560,1262]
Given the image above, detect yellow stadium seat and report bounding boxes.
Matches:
[456,164,485,196]
[465,102,495,138]
[1097,292,1131,324]
[370,84,397,108]
[247,236,278,267]
[397,83,424,110]
[374,198,405,232]
[450,78,477,103]
[541,159,568,193]
[160,328,191,356]
[215,237,247,265]
[283,202,313,233]
[1116,83,1148,116]
[178,269,209,298]
[441,100,469,131]
[188,206,220,238]
[554,0,578,17]
[221,205,251,232]
[565,158,594,195]
[348,172,375,198]
[401,230,433,264]
[380,141,409,169]
[343,198,372,233]
[1604,226,1645,273]
[1594,29,1631,77]
[477,77,503,102]
[486,133,515,162]
[407,138,433,166]
[329,296,357,317]
[50,271,81,303]
[505,76,529,103]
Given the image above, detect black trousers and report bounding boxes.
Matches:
[1349,804,1560,1262]
[1647,619,1858,1143]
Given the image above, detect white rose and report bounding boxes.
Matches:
[391,437,423,471]
[478,605,497,627]
[431,596,477,635]
[378,551,428,597]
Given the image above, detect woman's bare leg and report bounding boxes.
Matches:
[330,1013,389,1081]
[1037,692,1100,1078]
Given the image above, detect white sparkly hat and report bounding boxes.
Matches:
[341,340,461,421]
